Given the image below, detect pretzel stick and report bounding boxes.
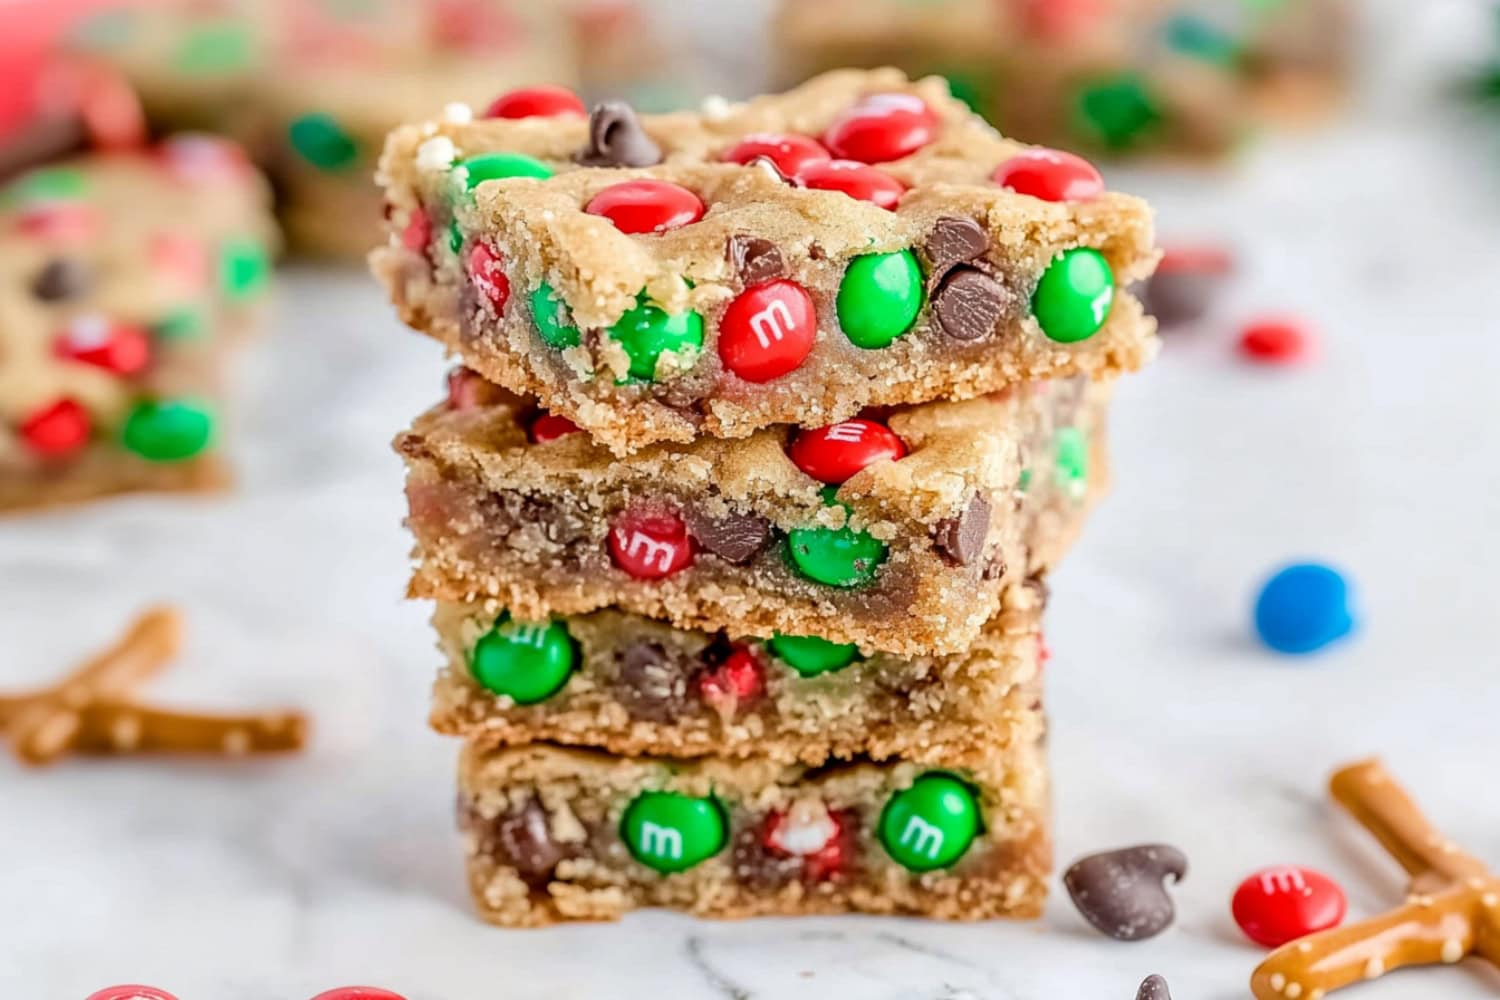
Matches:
[1251,888,1483,999]
[6,607,182,765]
[72,703,309,755]
[1330,759,1490,884]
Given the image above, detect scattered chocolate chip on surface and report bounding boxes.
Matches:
[1064,843,1188,941]
[31,257,93,302]
[1142,247,1232,329]
[931,266,1010,342]
[727,234,786,286]
[1136,974,1172,1000]
[683,508,772,564]
[934,494,992,565]
[576,101,662,168]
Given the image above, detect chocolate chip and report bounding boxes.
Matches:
[923,216,989,269]
[683,507,771,564]
[1136,975,1172,1000]
[726,234,785,286]
[730,824,800,891]
[31,258,92,302]
[934,494,991,566]
[931,267,1010,342]
[1064,844,1188,941]
[575,101,661,168]
[613,641,692,722]
[1141,269,1223,329]
[490,797,574,883]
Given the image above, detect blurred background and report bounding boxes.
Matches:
[3,1,1500,997]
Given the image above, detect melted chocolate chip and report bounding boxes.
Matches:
[934,494,992,566]
[31,257,92,302]
[923,216,989,269]
[727,234,785,286]
[683,507,771,564]
[931,266,1010,342]
[489,797,574,883]
[575,101,661,168]
[1137,975,1172,1000]
[614,641,692,722]
[1064,844,1188,941]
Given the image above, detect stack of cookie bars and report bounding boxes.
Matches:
[373,69,1157,925]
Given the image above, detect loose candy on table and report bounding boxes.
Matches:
[1238,318,1312,364]
[1253,562,1356,655]
[1142,245,1232,328]
[1136,975,1172,1000]
[878,771,980,871]
[1063,844,1188,941]
[308,989,409,1000]
[1233,865,1347,948]
[85,987,179,1000]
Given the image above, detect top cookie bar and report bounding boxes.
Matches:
[374,69,1157,455]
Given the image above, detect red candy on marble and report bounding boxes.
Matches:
[721,133,831,176]
[993,148,1104,202]
[484,85,586,120]
[16,203,98,241]
[822,93,938,164]
[85,987,179,1000]
[529,412,580,443]
[1232,865,1347,948]
[308,990,408,1000]
[696,645,765,713]
[54,315,151,376]
[467,243,511,312]
[1238,319,1311,365]
[401,205,432,252]
[20,398,91,457]
[788,419,907,485]
[718,279,817,383]
[585,179,704,235]
[608,506,695,579]
[796,159,905,210]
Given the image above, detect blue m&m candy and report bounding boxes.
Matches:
[1253,562,1357,655]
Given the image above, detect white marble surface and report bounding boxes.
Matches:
[4,2,1500,997]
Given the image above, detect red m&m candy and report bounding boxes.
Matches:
[762,801,851,881]
[20,398,91,457]
[1232,865,1347,948]
[54,315,151,376]
[993,148,1104,202]
[467,243,510,312]
[718,279,817,382]
[585,179,704,235]
[823,93,938,164]
[400,205,432,252]
[484,85,586,120]
[85,986,179,1000]
[308,989,408,1000]
[796,160,904,210]
[529,412,580,443]
[609,506,695,578]
[788,419,906,485]
[721,133,830,176]
[1238,319,1311,365]
[696,645,765,713]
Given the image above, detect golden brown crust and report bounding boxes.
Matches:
[458,738,1051,926]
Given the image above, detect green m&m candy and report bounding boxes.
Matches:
[470,617,577,704]
[768,634,860,677]
[219,238,270,300]
[786,488,887,588]
[121,399,215,462]
[1032,247,1114,344]
[530,283,581,349]
[620,791,727,873]
[1055,426,1088,492]
[607,297,703,381]
[460,152,554,190]
[1075,74,1161,150]
[836,250,923,349]
[288,113,360,172]
[878,772,981,871]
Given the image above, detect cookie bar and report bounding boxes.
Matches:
[68,0,579,257]
[431,578,1045,763]
[774,0,1352,158]
[0,139,275,512]
[457,737,1050,925]
[373,68,1157,455]
[399,374,1109,656]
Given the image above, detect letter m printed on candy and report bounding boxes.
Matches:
[1260,867,1308,895]
[899,816,945,861]
[638,821,684,861]
[750,298,796,349]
